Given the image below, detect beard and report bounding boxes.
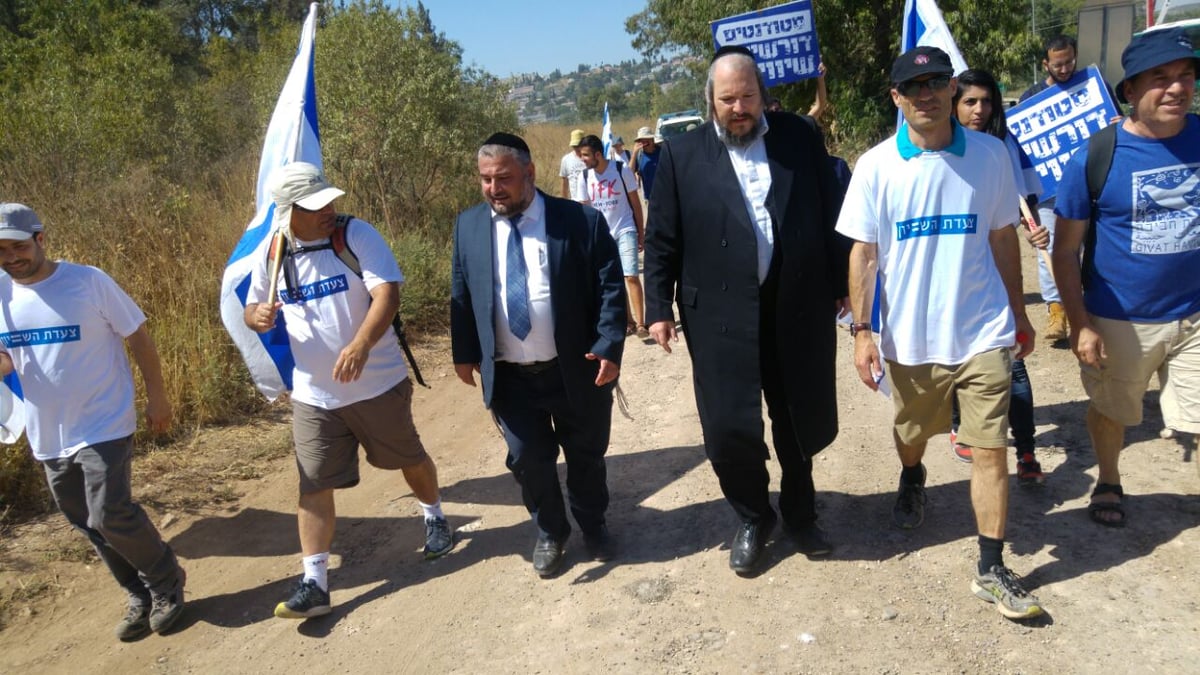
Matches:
[719,117,762,148]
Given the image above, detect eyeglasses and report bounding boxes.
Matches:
[1047,58,1076,71]
[896,76,952,97]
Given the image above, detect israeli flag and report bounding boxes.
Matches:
[601,101,613,160]
[219,2,323,400]
[900,0,968,73]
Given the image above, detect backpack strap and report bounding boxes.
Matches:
[613,161,639,228]
[1081,123,1117,290]
[327,213,359,276]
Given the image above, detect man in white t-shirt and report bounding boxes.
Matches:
[0,203,185,641]
[578,134,647,337]
[836,47,1042,620]
[244,163,452,620]
[559,128,587,202]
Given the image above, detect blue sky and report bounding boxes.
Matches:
[395,0,650,77]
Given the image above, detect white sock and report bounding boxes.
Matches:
[302,552,329,591]
[419,499,444,521]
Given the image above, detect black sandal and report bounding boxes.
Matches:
[1088,483,1126,528]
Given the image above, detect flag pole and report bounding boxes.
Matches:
[266,230,286,306]
[1018,198,1055,287]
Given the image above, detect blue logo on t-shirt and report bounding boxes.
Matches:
[279,274,350,305]
[896,214,978,241]
[0,325,82,348]
[1131,163,1200,255]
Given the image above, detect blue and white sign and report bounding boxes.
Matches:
[1006,66,1120,201]
[711,0,821,86]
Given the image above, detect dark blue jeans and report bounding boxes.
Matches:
[951,358,1034,455]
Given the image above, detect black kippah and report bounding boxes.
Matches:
[712,44,755,63]
[482,132,530,154]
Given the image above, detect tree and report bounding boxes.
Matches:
[314,0,517,232]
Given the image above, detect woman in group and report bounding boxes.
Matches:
[949,68,1048,486]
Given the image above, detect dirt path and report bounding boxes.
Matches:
[1,245,1198,673]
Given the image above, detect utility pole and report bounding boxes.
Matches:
[1031,0,1038,84]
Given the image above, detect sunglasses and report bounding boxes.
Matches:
[896,76,952,97]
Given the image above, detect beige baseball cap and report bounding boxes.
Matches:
[268,162,344,210]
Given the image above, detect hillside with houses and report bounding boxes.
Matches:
[504,54,705,124]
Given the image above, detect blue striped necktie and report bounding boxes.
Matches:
[505,213,531,340]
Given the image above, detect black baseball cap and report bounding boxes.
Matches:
[1116,27,1199,103]
[891,46,955,85]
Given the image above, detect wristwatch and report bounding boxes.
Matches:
[849,322,871,337]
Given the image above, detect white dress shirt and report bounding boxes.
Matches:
[493,192,557,363]
[715,115,774,284]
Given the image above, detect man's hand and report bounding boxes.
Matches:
[649,320,677,353]
[1023,222,1050,249]
[585,353,620,386]
[145,394,173,435]
[1013,313,1036,360]
[1072,324,1106,369]
[0,352,13,377]
[853,334,884,391]
[834,297,851,319]
[332,339,371,383]
[455,363,480,386]
[246,301,283,333]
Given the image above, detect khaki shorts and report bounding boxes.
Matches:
[888,347,1012,448]
[1082,311,1200,432]
[292,379,428,494]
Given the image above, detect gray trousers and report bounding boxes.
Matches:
[41,436,181,600]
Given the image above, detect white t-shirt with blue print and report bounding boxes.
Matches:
[837,123,1021,366]
[1055,115,1200,322]
[0,263,145,460]
[247,218,408,409]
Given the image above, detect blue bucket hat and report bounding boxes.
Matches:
[1117,27,1199,103]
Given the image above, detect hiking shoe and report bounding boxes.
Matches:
[1045,302,1068,342]
[148,578,185,634]
[892,465,927,530]
[1016,453,1045,487]
[971,564,1044,620]
[275,578,331,619]
[115,596,151,641]
[423,517,455,559]
[950,429,973,462]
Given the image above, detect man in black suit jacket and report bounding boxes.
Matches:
[644,47,849,575]
[451,132,627,577]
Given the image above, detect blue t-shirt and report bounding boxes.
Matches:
[1055,115,1200,322]
[637,146,660,198]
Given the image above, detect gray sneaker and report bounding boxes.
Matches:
[971,564,1044,620]
[115,595,151,641]
[892,465,927,529]
[424,517,455,559]
[148,579,185,634]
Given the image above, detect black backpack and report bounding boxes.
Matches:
[270,214,428,387]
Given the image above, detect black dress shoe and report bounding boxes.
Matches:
[532,535,566,577]
[728,515,776,574]
[582,526,616,562]
[787,522,833,557]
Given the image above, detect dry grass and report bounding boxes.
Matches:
[522,118,655,196]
